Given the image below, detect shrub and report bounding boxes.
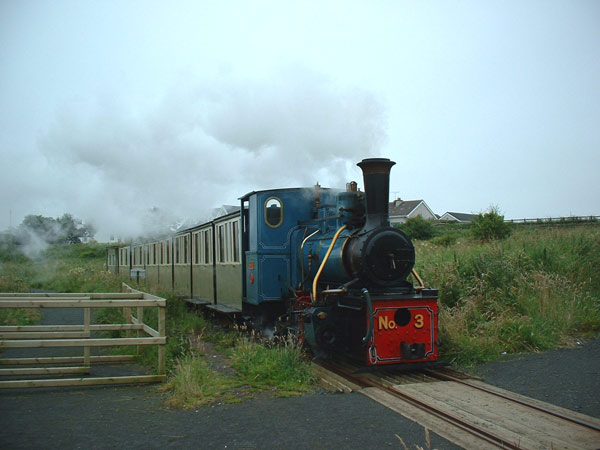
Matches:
[0,233,30,263]
[396,216,435,240]
[470,206,512,241]
[431,234,458,247]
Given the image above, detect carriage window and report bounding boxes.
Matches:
[184,235,189,264]
[203,230,211,264]
[232,220,239,263]
[218,225,225,263]
[264,197,283,228]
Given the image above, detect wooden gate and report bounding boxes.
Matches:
[0,285,166,388]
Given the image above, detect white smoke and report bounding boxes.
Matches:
[17,229,50,260]
[39,67,387,240]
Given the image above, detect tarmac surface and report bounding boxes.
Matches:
[1,306,598,449]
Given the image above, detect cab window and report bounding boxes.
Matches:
[265,197,283,228]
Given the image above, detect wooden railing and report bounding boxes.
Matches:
[0,284,166,388]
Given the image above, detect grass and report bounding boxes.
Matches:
[0,308,42,326]
[94,293,316,408]
[0,242,316,408]
[414,225,600,366]
[160,355,242,409]
[0,262,40,325]
[161,333,317,409]
[2,229,598,403]
[230,335,316,396]
[160,320,316,408]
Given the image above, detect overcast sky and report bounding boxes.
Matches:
[1,1,599,239]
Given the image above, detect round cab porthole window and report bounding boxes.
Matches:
[265,197,283,228]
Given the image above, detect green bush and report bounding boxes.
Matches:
[396,216,435,240]
[0,233,30,263]
[470,206,512,241]
[431,234,458,247]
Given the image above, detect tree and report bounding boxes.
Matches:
[17,214,95,245]
[470,206,512,241]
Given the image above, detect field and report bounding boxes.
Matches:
[414,224,600,366]
[0,242,316,407]
[1,223,599,405]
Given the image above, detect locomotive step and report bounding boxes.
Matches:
[205,304,241,314]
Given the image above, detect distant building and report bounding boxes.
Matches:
[211,205,241,219]
[439,212,477,223]
[388,199,437,224]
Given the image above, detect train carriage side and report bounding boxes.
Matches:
[191,224,215,303]
[144,241,157,285]
[173,232,191,296]
[117,246,131,278]
[131,244,145,282]
[213,213,242,310]
[107,210,243,311]
[106,246,119,274]
[156,237,173,291]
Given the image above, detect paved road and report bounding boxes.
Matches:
[1,305,460,449]
[2,303,598,450]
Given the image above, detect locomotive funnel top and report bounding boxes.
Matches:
[357,158,396,229]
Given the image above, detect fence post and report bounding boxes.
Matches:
[123,307,132,338]
[83,307,90,368]
[136,306,144,355]
[158,304,166,376]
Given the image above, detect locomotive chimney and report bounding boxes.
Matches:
[357,158,395,229]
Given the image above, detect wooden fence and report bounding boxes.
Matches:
[0,284,166,388]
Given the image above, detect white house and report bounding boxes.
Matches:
[388,199,437,225]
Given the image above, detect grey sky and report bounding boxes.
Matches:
[1,1,599,239]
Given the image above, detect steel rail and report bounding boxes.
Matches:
[318,361,520,449]
[423,369,600,433]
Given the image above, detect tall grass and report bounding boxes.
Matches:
[230,336,316,396]
[29,244,122,293]
[161,355,241,408]
[0,260,40,325]
[0,262,32,292]
[415,225,600,365]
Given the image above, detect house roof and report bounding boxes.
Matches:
[440,212,477,222]
[211,205,240,219]
[389,200,424,217]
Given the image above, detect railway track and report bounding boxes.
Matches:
[314,360,600,450]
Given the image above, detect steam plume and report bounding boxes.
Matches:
[40,67,387,240]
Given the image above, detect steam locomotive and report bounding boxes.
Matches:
[108,158,439,366]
